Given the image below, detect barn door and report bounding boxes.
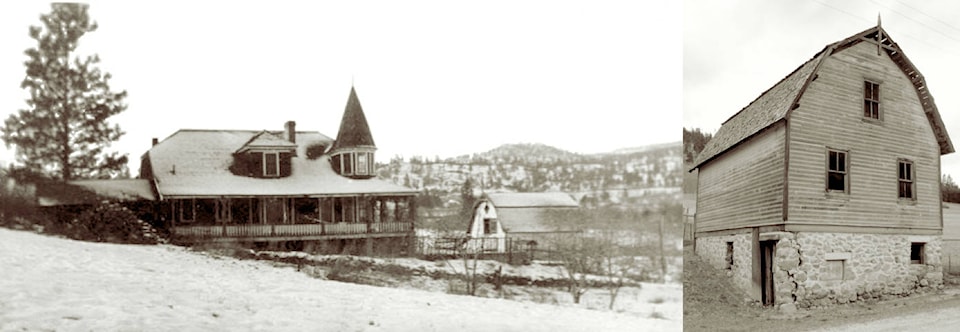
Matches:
[760,240,776,306]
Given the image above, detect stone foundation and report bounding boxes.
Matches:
[696,232,942,308]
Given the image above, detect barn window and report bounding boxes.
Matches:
[898,160,915,200]
[263,152,279,177]
[483,218,496,234]
[864,81,880,120]
[910,243,925,264]
[826,150,848,193]
[725,242,734,270]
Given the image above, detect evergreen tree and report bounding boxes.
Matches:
[460,178,476,220]
[2,3,128,180]
[683,127,713,164]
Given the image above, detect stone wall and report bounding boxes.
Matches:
[697,232,943,309]
[777,233,941,308]
[695,233,754,299]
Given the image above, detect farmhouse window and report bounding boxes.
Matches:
[826,150,848,192]
[263,152,279,177]
[864,81,880,120]
[343,153,353,176]
[898,160,915,200]
[910,243,925,264]
[356,153,368,175]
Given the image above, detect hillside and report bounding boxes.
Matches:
[377,142,682,209]
[0,228,679,331]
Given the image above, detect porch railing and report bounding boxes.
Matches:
[172,222,413,239]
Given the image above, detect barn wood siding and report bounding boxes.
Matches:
[697,122,785,233]
[786,42,941,231]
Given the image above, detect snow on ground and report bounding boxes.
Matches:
[259,251,682,318]
[0,228,679,331]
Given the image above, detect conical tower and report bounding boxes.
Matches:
[330,87,377,179]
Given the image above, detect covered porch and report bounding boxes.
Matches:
[167,194,416,242]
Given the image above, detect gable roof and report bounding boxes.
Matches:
[144,129,415,198]
[691,25,954,171]
[236,130,297,153]
[331,87,376,151]
[483,192,580,233]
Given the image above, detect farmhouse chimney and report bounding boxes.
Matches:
[151,138,158,146]
[285,121,296,143]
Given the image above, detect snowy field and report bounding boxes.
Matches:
[0,228,680,331]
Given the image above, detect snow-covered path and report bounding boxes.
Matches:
[0,228,678,331]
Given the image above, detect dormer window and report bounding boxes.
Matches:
[331,151,375,179]
[264,152,280,177]
[231,129,297,179]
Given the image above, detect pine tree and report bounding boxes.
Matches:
[460,178,475,220]
[2,3,128,180]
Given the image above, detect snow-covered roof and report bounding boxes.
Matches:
[145,129,416,198]
[236,130,297,153]
[482,192,580,233]
[485,192,579,208]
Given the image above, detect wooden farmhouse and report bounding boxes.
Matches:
[466,192,580,252]
[688,25,953,309]
[135,87,419,252]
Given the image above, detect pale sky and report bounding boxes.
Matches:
[684,0,960,178]
[0,1,683,174]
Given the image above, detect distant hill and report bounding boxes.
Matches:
[377,141,682,209]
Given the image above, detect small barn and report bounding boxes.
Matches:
[467,192,580,252]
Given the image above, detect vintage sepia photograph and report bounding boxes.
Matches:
[684,0,960,331]
[0,1,682,331]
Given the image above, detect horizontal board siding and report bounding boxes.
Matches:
[698,123,785,232]
[787,41,941,230]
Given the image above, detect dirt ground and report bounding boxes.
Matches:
[683,246,960,331]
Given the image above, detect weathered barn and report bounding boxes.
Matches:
[689,25,953,309]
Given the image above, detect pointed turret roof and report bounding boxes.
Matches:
[331,87,376,151]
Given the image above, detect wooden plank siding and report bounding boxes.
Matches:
[696,122,786,232]
[786,42,941,232]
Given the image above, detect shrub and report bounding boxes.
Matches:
[71,201,161,244]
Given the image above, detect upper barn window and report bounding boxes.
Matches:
[864,81,880,120]
[827,149,848,193]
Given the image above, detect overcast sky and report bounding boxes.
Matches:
[0,1,682,173]
[685,0,960,178]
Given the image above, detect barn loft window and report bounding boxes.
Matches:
[864,81,880,120]
[827,150,848,192]
[898,160,915,200]
[483,218,496,234]
[910,242,925,264]
[263,152,280,177]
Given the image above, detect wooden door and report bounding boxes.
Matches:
[760,241,775,306]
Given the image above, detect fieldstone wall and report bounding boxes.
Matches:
[697,232,943,309]
[777,233,942,308]
[695,233,753,299]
